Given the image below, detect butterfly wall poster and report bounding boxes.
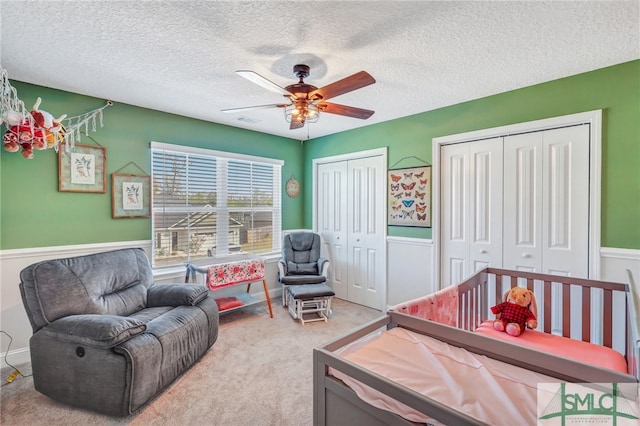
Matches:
[401,182,416,191]
[387,165,431,227]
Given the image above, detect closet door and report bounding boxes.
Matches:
[503,125,589,276]
[317,161,348,299]
[346,155,386,309]
[441,138,503,286]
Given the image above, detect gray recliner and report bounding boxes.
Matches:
[19,248,219,417]
[277,232,330,306]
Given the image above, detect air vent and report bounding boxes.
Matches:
[235,116,261,124]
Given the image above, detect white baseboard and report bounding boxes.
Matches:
[1,346,30,368]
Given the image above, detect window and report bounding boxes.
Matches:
[151,142,283,268]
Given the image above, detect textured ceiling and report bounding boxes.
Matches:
[1,1,638,141]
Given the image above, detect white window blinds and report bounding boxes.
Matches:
[151,142,282,268]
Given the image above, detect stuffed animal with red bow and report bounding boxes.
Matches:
[3,97,66,159]
[491,287,538,337]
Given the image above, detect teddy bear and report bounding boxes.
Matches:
[491,287,538,337]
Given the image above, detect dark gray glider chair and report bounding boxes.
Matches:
[19,248,219,417]
[278,232,334,324]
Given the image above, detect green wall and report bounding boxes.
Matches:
[2,60,638,251]
[303,60,640,250]
[0,82,304,250]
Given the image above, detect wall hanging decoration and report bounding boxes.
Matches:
[285,174,301,198]
[388,163,431,228]
[1,67,112,159]
[58,142,106,193]
[111,162,151,218]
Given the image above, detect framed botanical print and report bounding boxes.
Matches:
[388,165,431,227]
[111,173,151,218]
[58,144,106,193]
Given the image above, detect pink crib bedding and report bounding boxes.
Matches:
[331,327,560,424]
[389,284,629,375]
[475,320,628,373]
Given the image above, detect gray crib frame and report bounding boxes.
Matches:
[313,268,640,426]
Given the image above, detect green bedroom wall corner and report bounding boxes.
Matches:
[0,81,304,250]
[302,60,640,250]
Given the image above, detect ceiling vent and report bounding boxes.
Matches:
[235,116,261,124]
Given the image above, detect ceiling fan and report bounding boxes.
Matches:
[222,64,376,130]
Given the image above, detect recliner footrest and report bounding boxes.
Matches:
[285,283,335,325]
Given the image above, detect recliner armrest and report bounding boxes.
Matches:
[147,284,208,307]
[42,314,146,348]
[277,258,286,279]
[318,257,330,278]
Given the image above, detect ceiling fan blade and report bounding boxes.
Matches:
[310,71,375,101]
[319,102,375,119]
[221,103,288,113]
[236,70,291,96]
[289,120,305,130]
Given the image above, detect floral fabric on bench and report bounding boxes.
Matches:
[206,258,265,289]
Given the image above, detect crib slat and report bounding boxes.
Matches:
[458,290,463,329]
[480,279,487,323]
[543,280,552,334]
[603,289,613,348]
[510,275,517,289]
[495,274,503,302]
[562,284,571,338]
[526,278,534,292]
[470,288,475,330]
[582,286,591,343]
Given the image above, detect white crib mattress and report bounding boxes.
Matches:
[330,327,560,424]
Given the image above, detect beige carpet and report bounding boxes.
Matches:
[1,298,382,426]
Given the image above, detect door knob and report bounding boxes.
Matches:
[522,253,531,258]
[479,249,487,254]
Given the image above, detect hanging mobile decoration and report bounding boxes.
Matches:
[1,67,113,159]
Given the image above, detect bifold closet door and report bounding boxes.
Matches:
[503,125,589,276]
[316,161,349,299]
[346,155,386,310]
[440,138,503,286]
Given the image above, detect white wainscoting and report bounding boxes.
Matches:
[0,240,286,366]
[2,239,637,367]
[0,241,153,366]
[386,236,434,307]
[600,247,640,296]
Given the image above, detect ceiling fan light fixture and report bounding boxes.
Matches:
[284,103,320,124]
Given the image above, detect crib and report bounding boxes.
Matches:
[313,268,640,425]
